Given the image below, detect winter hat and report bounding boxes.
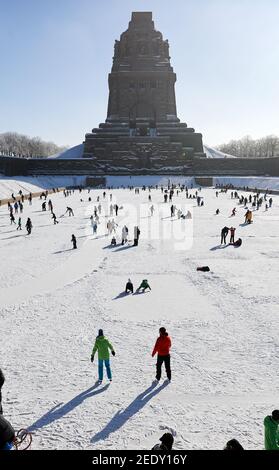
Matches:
[272,410,279,421]
[159,433,174,450]
[98,329,104,337]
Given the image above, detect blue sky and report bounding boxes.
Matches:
[0,0,278,147]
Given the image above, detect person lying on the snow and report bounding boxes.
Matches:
[125,279,134,294]
[233,238,242,247]
[111,236,116,246]
[197,266,210,272]
[137,279,151,292]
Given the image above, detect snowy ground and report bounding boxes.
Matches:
[0,181,279,450]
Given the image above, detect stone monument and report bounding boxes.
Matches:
[83,12,206,173]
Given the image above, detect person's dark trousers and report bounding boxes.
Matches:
[134,238,138,246]
[156,355,171,381]
[230,235,235,243]
[221,235,227,244]
[0,391,2,414]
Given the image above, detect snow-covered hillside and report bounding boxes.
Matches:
[0,180,278,449]
[203,145,236,159]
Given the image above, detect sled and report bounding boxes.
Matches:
[14,429,33,450]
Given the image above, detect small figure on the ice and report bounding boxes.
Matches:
[125,278,134,294]
[111,236,117,246]
[152,327,171,382]
[10,213,16,225]
[90,329,115,383]
[150,205,155,216]
[133,226,140,246]
[269,197,273,208]
[229,227,236,244]
[26,218,32,235]
[42,202,46,211]
[16,217,22,231]
[103,192,106,199]
[71,234,77,249]
[221,226,229,245]
[170,205,175,217]
[98,204,102,214]
[137,279,151,293]
[48,200,53,212]
[66,207,74,217]
[177,209,182,219]
[152,433,174,451]
[216,209,220,215]
[231,207,236,216]
[148,194,152,202]
[52,213,59,225]
[114,204,119,216]
[121,225,129,245]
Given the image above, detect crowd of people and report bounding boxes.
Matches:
[0,181,278,450]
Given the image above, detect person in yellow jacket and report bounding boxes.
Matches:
[91,329,115,383]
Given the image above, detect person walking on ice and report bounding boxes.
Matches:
[16,217,22,231]
[152,327,171,383]
[137,279,151,293]
[91,329,115,383]
[71,234,77,249]
[26,218,32,235]
[150,205,155,216]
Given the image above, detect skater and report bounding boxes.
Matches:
[115,204,119,216]
[90,329,115,383]
[10,213,16,225]
[52,213,59,225]
[0,368,4,414]
[133,226,140,246]
[110,204,114,216]
[269,198,273,208]
[25,218,32,235]
[71,234,77,249]
[231,207,236,216]
[42,202,46,211]
[93,221,98,235]
[264,410,279,450]
[216,209,220,215]
[150,205,155,216]
[152,327,171,382]
[121,225,129,245]
[164,194,168,203]
[245,210,253,224]
[16,217,22,231]
[48,200,53,212]
[0,414,15,450]
[229,227,236,244]
[152,433,174,451]
[170,205,175,217]
[111,236,117,246]
[220,226,229,245]
[66,207,74,217]
[125,278,134,294]
[137,279,151,293]
[177,209,182,219]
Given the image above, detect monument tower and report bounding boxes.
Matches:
[83,12,206,173]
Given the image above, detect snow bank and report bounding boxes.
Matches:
[214,176,279,191]
[203,145,236,159]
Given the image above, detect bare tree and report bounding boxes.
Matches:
[0,132,68,158]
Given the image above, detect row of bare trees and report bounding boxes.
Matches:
[0,132,67,158]
[218,135,279,158]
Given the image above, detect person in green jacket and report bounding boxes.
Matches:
[91,329,115,383]
[264,410,279,450]
[137,279,151,293]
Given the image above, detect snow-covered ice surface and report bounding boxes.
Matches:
[0,179,279,450]
[203,145,236,159]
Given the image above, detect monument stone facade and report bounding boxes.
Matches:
[83,12,206,173]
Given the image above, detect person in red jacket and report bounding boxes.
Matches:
[152,327,171,382]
